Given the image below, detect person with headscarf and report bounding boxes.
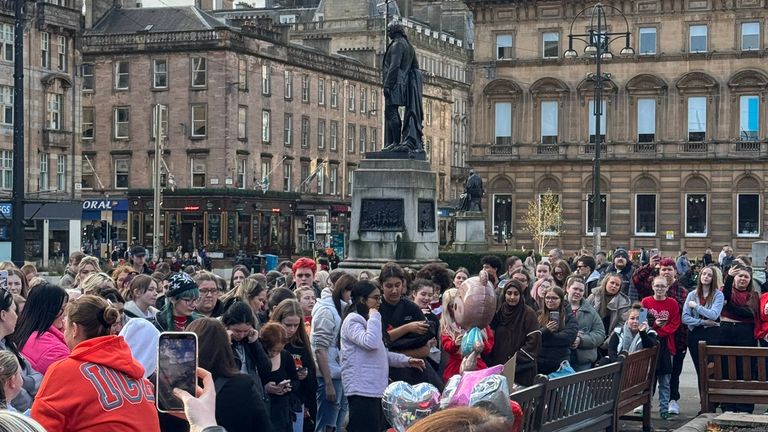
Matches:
[155,273,202,331]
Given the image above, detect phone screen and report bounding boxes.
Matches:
[156,332,197,413]
[639,308,648,325]
[276,276,287,288]
[549,311,559,322]
[0,271,7,290]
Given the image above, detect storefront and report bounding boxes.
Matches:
[81,199,129,258]
[0,201,81,267]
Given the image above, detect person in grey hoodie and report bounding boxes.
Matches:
[340,281,424,432]
[311,274,355,432]
[566,275,605,371]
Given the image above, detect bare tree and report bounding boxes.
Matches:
[523,189,564,256]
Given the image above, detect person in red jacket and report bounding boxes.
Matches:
[31,295,160,432]
[439,288,494,382]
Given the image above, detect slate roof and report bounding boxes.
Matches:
[90,6,229,34]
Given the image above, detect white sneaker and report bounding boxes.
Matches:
[633,406,643,415]
[668,400,680,415]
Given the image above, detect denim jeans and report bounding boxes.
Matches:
[315,377,348,432]
[656,374,671,415]
[292,405,304,432]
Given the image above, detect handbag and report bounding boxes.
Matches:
[547,360,576,379]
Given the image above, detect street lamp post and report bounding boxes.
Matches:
[152,104,164,262]
[11,0,25,266]
[564,3,634,255]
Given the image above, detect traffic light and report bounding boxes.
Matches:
[305,215,316,242]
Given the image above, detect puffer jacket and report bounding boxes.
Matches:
[569,300,606,366]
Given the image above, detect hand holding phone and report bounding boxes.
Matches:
[638,308,648,325]
[549,311,560,322]
[156,332,198,413]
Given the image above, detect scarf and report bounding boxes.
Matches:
[617,323,637,354]
[599,290,616,319]
[498,299,525,327]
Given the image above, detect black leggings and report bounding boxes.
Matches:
[347,395,383,432]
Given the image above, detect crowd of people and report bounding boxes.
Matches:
[0,242,763,431]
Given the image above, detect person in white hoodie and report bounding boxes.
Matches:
[118,316,160,378]
[310,273,355,432]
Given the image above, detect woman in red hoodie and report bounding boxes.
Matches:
[31,295,160,431]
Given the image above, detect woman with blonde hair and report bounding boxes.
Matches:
[315,270,331,290]
[0,410,47,432]
[73,256,101,289]
[407,407,512,432]
[80,272,117,296]
[439,288,493,382]
[5,269,28,298]
[0,350,23,410]
[221,277,268,320]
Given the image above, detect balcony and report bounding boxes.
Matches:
[36,1,81,32]
[736,140,761,152]
[537,144,559,155]
[681,141,708,153]
[42,129,72,149]
[634,143,657,153]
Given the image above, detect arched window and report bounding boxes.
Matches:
[530,77,570,148]
[683,175,709,236]
[491,176,514,242]
[633,175,658,236]
[727,70,768,147]
[584,176,609,235]
[577,77,618,149]
[736,175,761,237]
[676,72,719,148]
[626,74,668,149]
[483,79,522,149]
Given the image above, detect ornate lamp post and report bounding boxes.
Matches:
[563,3,634,255]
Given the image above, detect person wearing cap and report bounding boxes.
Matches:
[155,273,202,331]
[599,247,634,296]
[130,246,152,275]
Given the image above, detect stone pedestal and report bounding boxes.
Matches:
[339,158,442,273]
[452,212,487,252]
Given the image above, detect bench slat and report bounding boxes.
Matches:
[698,342,768,414]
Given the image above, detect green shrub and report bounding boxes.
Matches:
[439,250,539,275]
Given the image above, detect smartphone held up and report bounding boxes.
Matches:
[156,332,198,413]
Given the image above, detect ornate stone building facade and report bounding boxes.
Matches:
[467,0,768,255]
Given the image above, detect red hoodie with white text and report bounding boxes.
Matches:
[31,335,160,432]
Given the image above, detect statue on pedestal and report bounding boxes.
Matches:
[458,170,484,212]
[382,22,424,154]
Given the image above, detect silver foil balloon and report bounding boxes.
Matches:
[468,375,513,420]
[382,381,441,432]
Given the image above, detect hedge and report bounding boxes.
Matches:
[439,251,541,275]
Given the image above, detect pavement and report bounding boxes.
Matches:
[618,354,767,431]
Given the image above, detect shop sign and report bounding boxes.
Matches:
[82,200,118,211]
[0,203,10,218]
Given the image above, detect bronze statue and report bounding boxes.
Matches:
[458,170,484,212]
[382,22,424,154]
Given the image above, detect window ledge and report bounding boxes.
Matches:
[190,136,206,141]
[635,232,657,237]
[685,233,708,237]
[737,234,761,238]
[190,86,208,90]
[151,87,168,92]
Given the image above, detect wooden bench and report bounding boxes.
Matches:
[698,341,768,413]
[509,376,547,432]
[536,356,625,432]
[614,345,659,432]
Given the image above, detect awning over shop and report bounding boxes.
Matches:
[24,202,82,220]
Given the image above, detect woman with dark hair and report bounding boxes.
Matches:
[0,286,41,412]
[155,273,202,331]
[31,295,160,431]
[270,299,317,432]
[537,286,578,375]
[341,280,424,432]
[311,273,354,432]
[487,280,540,385]
[221,302,270,400]
[230,265,251,291]
[13,283,69,375]
[260,322,300,432]
[187,318,272,432]
[6,268,28,298]
[124,274,160,320]
[508,267,537,311]
[551,260,571,289]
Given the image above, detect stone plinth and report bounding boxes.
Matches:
[339,158,442,273]
[453,212,486,252]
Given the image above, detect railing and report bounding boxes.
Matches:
[682,141,707,153]
[488,145,515,155]
[736,141,761,152]
[537,144,558,155]
[583,143,607,154]
[634,143,657,153]
[83,30,242,48]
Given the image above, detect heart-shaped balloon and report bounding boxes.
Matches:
[382,381,441,432]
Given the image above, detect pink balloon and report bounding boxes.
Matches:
[454,271,497,329]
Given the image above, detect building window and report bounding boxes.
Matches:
[494,102,512,145]
[57,36,66,72]
[237,158,246,189]
[685,193,707,235]
[346,166,353,197]
[191,104,207,137]
[330,80,338,108]
[540,101,558,144]
[635,194,656,235]
[348,84,355,112]
[347,124,356,153]
[238,105,247,140]
[301,74,309,103]
[741,22,760,51]
[260,159,271,188]
[284,70,293,99]
[638,27,656,55]
[283,163,292,192]
[114,158,129,189]
[56,154,66,191]
[371,127,377,150]
[153,59,168,89]
[115,61,129,90]
[586,194,607,234]
[588,100,606,143]
[81,63,94,91]
[360,88,367,114]
[318,78,325,105]
[47,93,61,130]
[739,95,759,141]
[329,165,338,195]
[542,32,559,58]
[81,155,94,189]
[425,99,432,126]
[114,107,130,139]
[191,57,206,88]
[1,24,13,62]
[317,119,326,149]
[637,98,656,142]
[262,110,271,143]
[261,65,271,95]
[737,194,760,236]
[82,107,94,139]
[39,153,49,190]
[284,113,293,146]
[238,56,247,90]
[330,120,338,150]
[0,150,11,189]
[301,116,309,148]
[317,165,324,194]
[359,126,367,153]
[150,104,168,141]
[0,85,12,125]
[689,25,708,53]
[41,31,50,68]
[191,157,206,188]
[492,195,512,240]
[496,34,513,60]
[371,90,377,116]
[687,96,707,142]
